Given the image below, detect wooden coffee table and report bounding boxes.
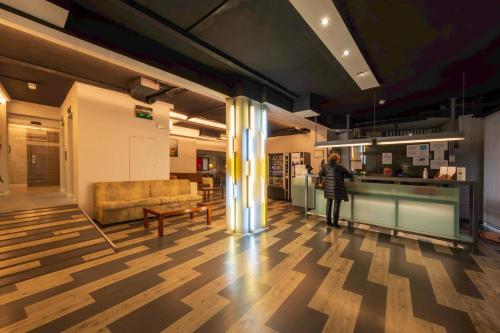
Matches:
[143,203,211,237]
[199,186,225,202]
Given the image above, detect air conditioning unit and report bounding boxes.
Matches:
[130,77,160,102]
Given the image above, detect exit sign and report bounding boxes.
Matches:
[135,105,153,120]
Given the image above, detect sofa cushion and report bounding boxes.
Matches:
[94,181,151,202]
[158,194,202,204]
[96,197,161,210]
[151,179,191,197]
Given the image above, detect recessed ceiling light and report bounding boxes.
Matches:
[356,71,369,78]
[379,99,386,105]
[320,17,329,26]
[27,82,37,90]
[342,49,350,57]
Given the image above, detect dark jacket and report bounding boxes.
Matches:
[319,160,353,200]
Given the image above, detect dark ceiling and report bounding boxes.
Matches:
[51,0,499,127]
[0,23,226,124]
[2,0,500,127]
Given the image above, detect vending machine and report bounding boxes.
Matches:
[268,152,311,200]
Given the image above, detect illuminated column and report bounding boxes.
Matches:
[226,96,267,233]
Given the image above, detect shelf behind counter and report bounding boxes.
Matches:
[298,174,479,252]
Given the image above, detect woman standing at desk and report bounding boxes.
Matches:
[319,152,353,228]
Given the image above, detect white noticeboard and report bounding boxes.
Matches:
[382,152,392,165]
[434,150,445,161]
[291,152,301,165]
[431,160,448,169]
[457,167,466,181]
[407,144,429,157]
[294,165,307,177]
[351,161,363,170]
[413,156,429,166]
[430,142,448,151]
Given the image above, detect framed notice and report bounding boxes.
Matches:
[430,142,448,151]
[413,156,429,166]
[431,160,448,170]
[434,150,445,161]
[170,138,178,157]
[313,150,324,158]
[407,144,429,157]
[382,152,392,165]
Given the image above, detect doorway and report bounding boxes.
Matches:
[8,121,61,191]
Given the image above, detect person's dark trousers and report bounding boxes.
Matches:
[326,198,333,224]
[333,199,342,226]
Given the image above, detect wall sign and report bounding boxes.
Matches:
[434,150,445,161]
[430,142,448,151]
[407,144,429,157]
[382,152,392,165]
[413,156,429,166]
[170,138,178,157]
[135,105,153,120]
[431,160,448,169]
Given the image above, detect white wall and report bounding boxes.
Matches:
[0,102,7,194]
[170,136,197,173]
[484,110,500,228]
[267,128,328,173]
[8,100,59,120]
[63,83,171,216]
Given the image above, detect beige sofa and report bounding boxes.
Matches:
[94,179,201,225]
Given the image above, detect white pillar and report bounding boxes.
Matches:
[226,96,267,233]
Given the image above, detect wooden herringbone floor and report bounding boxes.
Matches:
[0,200,499,332]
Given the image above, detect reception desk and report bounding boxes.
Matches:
[303,175,479,251]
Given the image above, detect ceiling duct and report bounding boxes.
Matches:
[130,77,160,102]
[269,127,311,137]
[199,127,222,138]
[130,77,182,103]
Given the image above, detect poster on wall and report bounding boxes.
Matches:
[291,152,301,165]
[431,160,448,169]
[351,161,363,170]
[382,152,392,165]
[430,142,448,151]
[170,138,178,157]
[433,150,445,161]
[413,156,429,166]
[407,144,429,157]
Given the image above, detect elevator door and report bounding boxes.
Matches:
[27,145,60,187]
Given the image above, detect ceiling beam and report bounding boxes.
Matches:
[0,55,128,94]
[185,0,228,32]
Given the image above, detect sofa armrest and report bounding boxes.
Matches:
[190,182,198,196]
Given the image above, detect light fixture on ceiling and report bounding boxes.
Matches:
[27,82,37,90]
[320,17,329,26]
[315,138,373,148]
[169,111,188,120]
[190,117,226,129]
[356,71,369,78]
[377,131,465,145]
[169,111,226,129]
[379,99,386,105]
[342,49,350,57]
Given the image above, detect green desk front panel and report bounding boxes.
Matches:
[398,200,456,239]
[312,181,461,241]
[291,177,315,208]
[352,196,396,228]
[314,190,351,219]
